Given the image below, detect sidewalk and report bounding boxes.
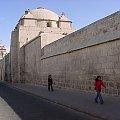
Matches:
[5,82,120,120]
[0,95,21,120]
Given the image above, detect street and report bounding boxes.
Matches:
[0,83,100,120]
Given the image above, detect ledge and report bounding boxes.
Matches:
[41,30,120,60]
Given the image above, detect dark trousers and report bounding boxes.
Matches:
[95,90,103,103]
[48,83,53,91]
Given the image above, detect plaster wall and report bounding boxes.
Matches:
[24,36,41,84]
[10,30,19,82]
[24,19,36,26]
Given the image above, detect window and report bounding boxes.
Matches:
[47,22,52,27]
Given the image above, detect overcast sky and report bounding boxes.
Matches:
[0,0,120,51]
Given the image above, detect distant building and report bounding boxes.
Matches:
[0,42,6,81]
[0,42,6,59]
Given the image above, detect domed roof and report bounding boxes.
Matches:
[29,7,59,21]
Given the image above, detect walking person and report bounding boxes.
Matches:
[48,75,54,91]
[94,76,106,104]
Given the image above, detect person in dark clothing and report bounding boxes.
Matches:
[94,76,106,104]
[48,75,54,91]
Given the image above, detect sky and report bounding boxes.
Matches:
[0,0,120,52]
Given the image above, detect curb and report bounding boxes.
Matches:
[3,83,107,120]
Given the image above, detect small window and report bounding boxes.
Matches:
[47,22,52,27]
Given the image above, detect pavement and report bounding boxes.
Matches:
[3,82,120,120]
[0,97,21,120]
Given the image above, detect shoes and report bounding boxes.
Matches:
[95,100,98,103]
[101,102,104,104]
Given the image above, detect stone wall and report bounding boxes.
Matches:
[4,53,11,82]
[19,26,41,47]
[24,36,41,84]
[10,30,19,82]
[41,38,120,95]
[0,59,3,81]
[40,33,64,48]
[14,11,120,95]
[39,11,120,95]
[0,56,6,81]
[19,46,25,82]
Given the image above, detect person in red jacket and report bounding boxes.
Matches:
[94,76,106,104]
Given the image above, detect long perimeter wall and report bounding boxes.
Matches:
[22,11,120,95]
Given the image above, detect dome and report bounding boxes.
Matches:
[29,7,59,21]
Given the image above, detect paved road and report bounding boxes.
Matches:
[0,83,100,120]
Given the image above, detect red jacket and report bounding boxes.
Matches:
[95,80,105,90]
